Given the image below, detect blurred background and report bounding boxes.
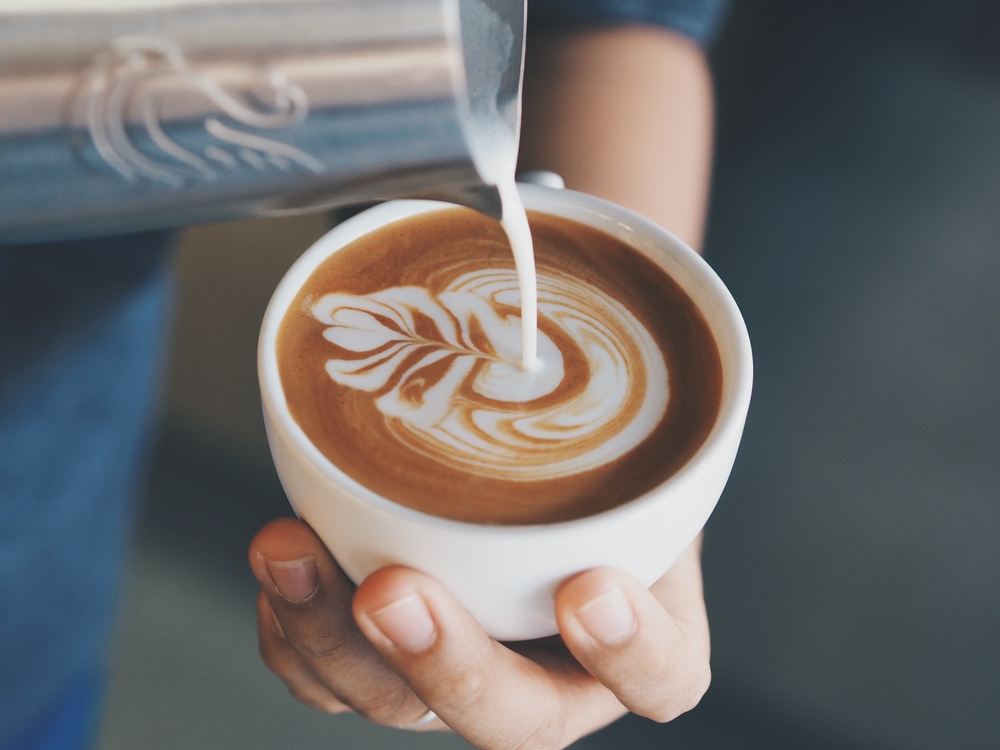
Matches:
[96,1,999,748]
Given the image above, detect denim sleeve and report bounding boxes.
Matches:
[0,232,175,746]
[528,0,730,47]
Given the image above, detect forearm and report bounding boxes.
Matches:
[519,25,714,251]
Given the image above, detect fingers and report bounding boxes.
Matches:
[249,518,431,727]
[555,540,711,723]
[256,592,350,714]
[353,567,619,749]
[252,518,711,743]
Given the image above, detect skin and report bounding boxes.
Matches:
[518,25,714,250]
[249,25,716,749]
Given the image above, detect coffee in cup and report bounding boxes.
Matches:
[276,207,722,525]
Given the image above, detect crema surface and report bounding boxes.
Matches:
[278,209,721,524]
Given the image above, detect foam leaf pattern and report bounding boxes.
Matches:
[310,268,669,481]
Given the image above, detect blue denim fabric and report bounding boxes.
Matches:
[0,232,175,746]
[529,0,730,46]
[4,668,101,750]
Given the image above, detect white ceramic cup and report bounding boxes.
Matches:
[258,184,753,641]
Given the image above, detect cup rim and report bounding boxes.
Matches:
[259,184,752,536]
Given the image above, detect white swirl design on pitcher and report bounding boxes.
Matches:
[81,36,324,186]
[310,268,669,481]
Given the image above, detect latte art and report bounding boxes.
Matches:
[309,267,668,481]
[278,209,722,524]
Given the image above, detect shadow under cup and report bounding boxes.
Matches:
[258,184,752,641]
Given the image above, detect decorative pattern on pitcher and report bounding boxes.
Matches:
[80,36,325,185]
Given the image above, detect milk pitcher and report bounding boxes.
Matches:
[0,0,525,243]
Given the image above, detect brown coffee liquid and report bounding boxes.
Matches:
[277,208,722,525]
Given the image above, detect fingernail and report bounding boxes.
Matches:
[368,593,437,653]
[575,588,636,646]
[265,555,318,604]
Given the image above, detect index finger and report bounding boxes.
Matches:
[249,518,431,726]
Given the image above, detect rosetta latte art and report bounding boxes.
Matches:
[309,267,669,481]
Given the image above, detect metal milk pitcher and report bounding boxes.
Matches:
[0,0,525,243]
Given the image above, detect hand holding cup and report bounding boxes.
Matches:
[250,518,711,748]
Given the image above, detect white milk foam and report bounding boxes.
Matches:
[310,264,669,481]
[449,3,537,373]
[498,178,538,370]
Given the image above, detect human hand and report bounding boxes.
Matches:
[248,518,710,749]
